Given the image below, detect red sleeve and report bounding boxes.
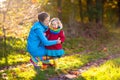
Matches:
[59,30,65,43]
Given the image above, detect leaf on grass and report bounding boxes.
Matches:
[69,70,80,75]
[65,74,77,79]
[2,73,8,80]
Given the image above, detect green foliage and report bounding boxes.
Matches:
[0,37,29,67]
[0,0,120,79]
[59,51,106,70]
[0,51,106,80]
[0,28,3,36]
[78,58,120,80]
[0,28,120,79]
[63,37,85,54]
[43,0,58,17]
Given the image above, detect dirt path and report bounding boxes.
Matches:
[0,53,120,80]
[48,53,120,80]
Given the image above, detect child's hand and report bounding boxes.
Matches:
[58,37,60,40]
[57,39,61,44]
[44,33,46,36]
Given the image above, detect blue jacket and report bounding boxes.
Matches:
[27,21,57,57]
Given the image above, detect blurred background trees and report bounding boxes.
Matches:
[0,1,120,77]
[0,0,120,39]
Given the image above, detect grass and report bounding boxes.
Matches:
[0,51,106,80]
[0,36,108,79]
[0,28,120,80]
[0,36,101,67]
[76,57,120,80]
[0,37,29,67]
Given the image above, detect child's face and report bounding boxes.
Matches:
[51,20,58,29]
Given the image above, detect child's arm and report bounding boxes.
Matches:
[59,30,65,43]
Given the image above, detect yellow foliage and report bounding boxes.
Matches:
[114,1,118,5]
[112,5,116,9]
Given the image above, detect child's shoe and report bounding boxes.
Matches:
[44,59,54,64]
[42,56,47,60]
[41,63,48,70]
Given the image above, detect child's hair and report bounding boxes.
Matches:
[49,18,63,29]
[38,12,50,22]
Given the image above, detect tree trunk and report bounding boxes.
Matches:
[69,0,75,26]
[96,0,103,24]
[2,0,11,65]
[57,0,62,20]
[78,0,83,23]
[118,0,120,24]
[86,0,93,22]
[2,11,8,65]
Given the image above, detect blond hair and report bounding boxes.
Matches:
[49,18,63,29]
